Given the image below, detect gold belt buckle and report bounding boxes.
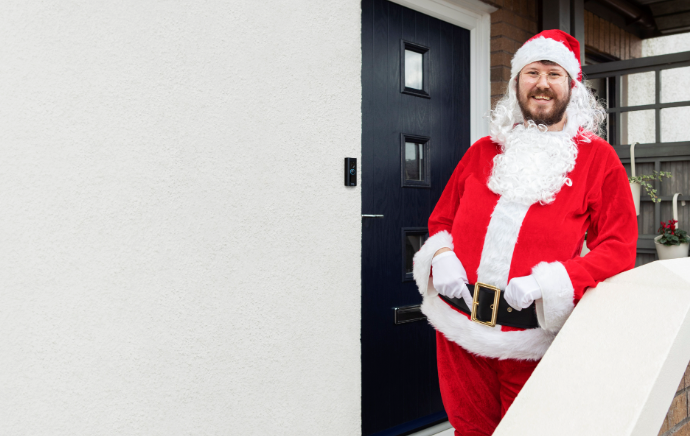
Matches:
[471,282,501,328]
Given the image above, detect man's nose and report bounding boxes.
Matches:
[535,73,550,88]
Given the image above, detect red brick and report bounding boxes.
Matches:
[684,361,690,389]
[677,367,687,392]
[675,419,690,436]
[658,414,670,435]
[491,66,512,82]
[528,0,538,21]
[491,22,533,44]
[491,36,519,53]
[492,9,536,34]
[667,392,687,428]
[512,0,522,15]
[491,51,513,67]
[491,9,523,26]
[491,8,510,24]
[492,80,508,96]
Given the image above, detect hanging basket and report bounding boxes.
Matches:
[629,142,640,216]
[630,182,641,215]
[655,193,689,260]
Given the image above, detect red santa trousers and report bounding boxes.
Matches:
[436,331,540,436]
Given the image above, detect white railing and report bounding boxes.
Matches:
[494,258,690,436]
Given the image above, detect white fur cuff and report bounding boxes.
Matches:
[532,261,576,333]
[412,231,453,297]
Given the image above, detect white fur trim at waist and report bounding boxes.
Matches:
[422,294,556,361]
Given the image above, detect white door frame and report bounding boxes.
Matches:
[387,0,495,143]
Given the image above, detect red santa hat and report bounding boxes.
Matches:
[510,29,582,84]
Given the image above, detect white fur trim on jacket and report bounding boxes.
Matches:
[422,295,556,360]
[413,230,453,297]
[477,199,530,288]
[532,261,576,333]
[511,36,580,81]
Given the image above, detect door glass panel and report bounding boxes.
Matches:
[661,106,690,142]
[622,72,655,107]
[405,142,425,181]
[405,233,428,274]
[661,67,690,103]
[405,49,423,90]
[621,109,656,144]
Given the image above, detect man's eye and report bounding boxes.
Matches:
[549,73,562,78]
[526,72,539,76]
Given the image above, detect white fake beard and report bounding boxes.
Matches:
[487,122,578,206]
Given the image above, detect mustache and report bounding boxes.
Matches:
[529,90,556,99]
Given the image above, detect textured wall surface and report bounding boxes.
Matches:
[0,1,362,435]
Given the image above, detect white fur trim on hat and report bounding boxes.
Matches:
[413,230,453,297]
[511,36,581,81]
[532,261,576,333]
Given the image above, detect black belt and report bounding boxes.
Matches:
[439,283,539,329]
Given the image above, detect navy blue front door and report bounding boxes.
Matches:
[361,0,471,434]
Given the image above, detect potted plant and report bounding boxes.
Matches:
[655,219,690,260]
[629,171,671,215]
[627,142,672,215]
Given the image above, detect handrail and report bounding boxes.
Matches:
[494,259,690,436]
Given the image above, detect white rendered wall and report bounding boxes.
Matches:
[0,1,362,435]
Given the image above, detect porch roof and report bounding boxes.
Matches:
[586,0,690,38]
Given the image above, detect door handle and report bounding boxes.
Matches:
[362,214,384,218]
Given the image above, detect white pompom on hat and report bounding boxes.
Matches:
[511,29,582,85]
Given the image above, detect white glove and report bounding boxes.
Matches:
[504,275,542,311]
[431,251,472,308]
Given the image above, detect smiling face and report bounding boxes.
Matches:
[516,60,572,127]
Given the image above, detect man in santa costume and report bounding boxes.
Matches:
[413,29,638,435]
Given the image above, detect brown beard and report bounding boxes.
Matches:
[516,79,571,126]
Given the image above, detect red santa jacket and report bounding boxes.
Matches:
[413,133,638,360]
